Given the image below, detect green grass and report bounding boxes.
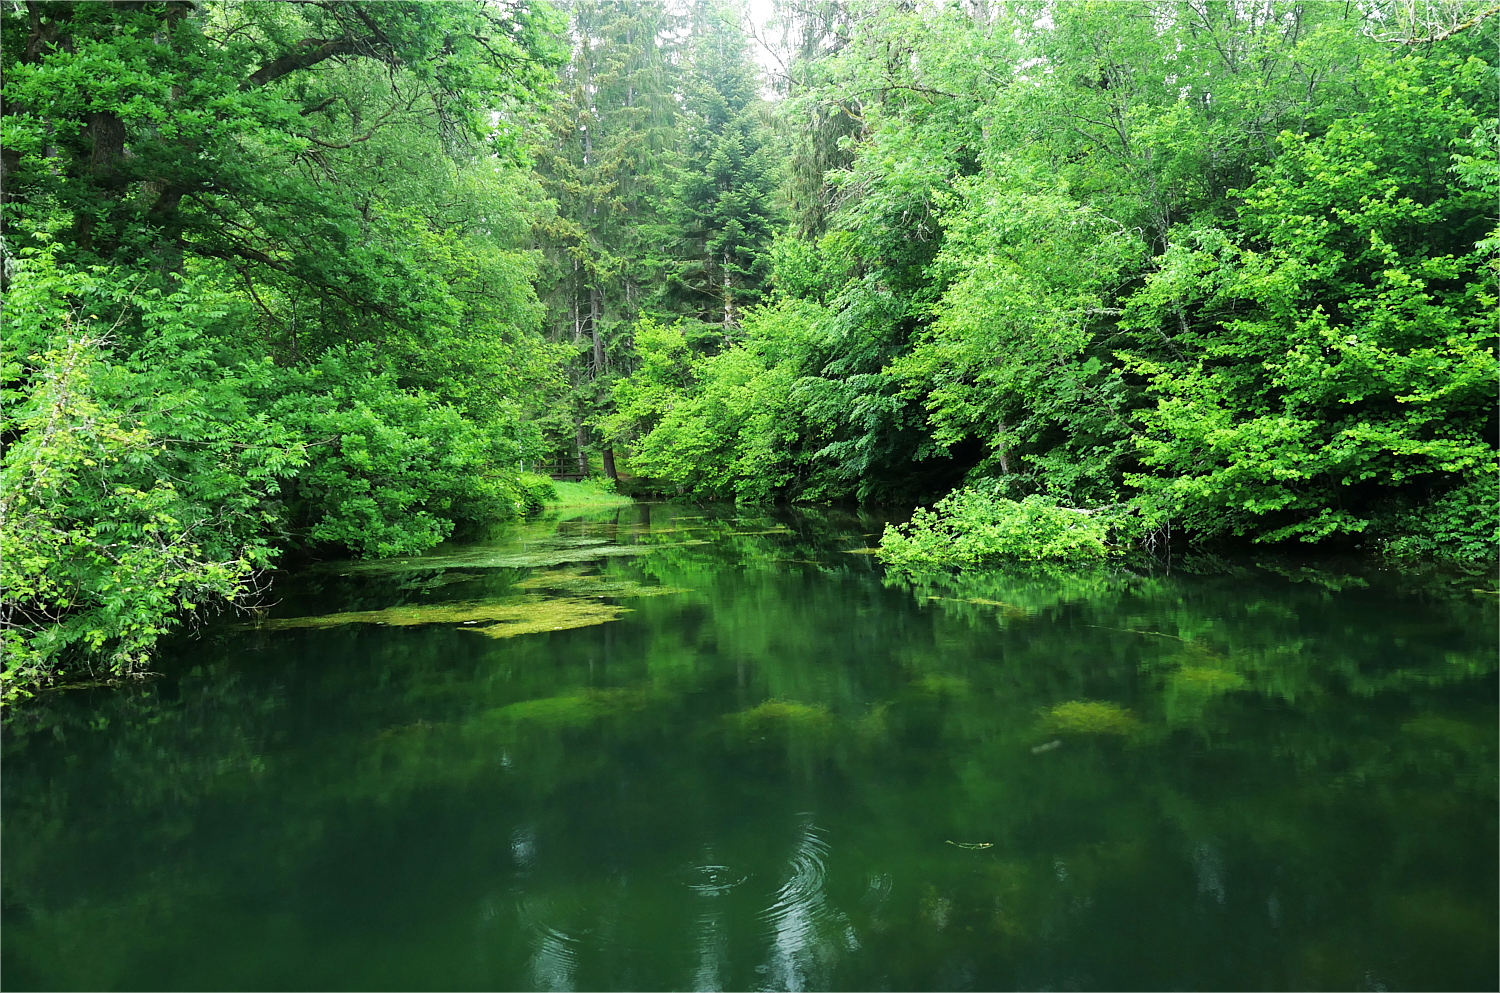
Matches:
[546,479,636,510]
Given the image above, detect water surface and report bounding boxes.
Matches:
[4,504,1496,991]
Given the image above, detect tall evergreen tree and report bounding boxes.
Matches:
[668,0,782,335]
[536,0,681,477]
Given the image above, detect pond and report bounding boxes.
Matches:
[3,503,1496,991]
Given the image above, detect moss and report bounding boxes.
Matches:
[1042,700,1140,736]
[252,596,629,638]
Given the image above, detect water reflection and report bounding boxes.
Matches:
[760,821,856,992]
[1,503,1494,991]
[518,897,578,993]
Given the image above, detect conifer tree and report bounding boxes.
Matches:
[536,0,681,477]
[668,0,782,336]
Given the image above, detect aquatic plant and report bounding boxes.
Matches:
[478,688,649,731]
[326,543,655,575]
[724,699,833,737]
[913,674,970,696]
[1041,700,1140,736]
[513,568,690,599]
[251,596,629,638]
[546,480,635,510]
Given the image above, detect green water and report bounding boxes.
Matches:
[3,504,1496,991]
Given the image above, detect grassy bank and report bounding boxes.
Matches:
[546,479,636,510]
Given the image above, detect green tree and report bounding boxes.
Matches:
[1,0,567,697]
[668,0,783,334]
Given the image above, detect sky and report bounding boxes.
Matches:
[742,0,788,93]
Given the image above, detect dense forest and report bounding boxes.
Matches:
[2,0,1496,700]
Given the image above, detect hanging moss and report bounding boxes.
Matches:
[251,596,628,638]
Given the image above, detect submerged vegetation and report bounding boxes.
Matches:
[1041,700,1142,737]
[3,0,1496,697]
[250,596,632,639]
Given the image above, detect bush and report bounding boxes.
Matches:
[879,489,1112,567]
[1375,473,1499,567]
[513,472,558,514]
[1,335,277,702]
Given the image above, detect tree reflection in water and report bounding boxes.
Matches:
[2,504,1494,991]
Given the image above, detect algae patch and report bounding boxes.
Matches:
[327,542,655,576]
[1042,700,1140,736]
[251,596,628,638]
[913,673,970,696]
[725,699,833,740]
[1171,667,1245,690]
[476,687,649,731]
[513,568,689,599]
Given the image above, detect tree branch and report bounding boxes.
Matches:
[242,37,381,90]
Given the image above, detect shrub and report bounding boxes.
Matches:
[1375,472,1499,566]
[513,472,559,514]
[879,489,1112,566]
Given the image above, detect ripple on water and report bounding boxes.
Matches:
[685,863,750,896]
[759,819,858,992]
[518,897,580,993]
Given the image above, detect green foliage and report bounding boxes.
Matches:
[0,1,564,697]
[604,0,1496,563]
[1374,472,1500,565]
[1,333,275,702]
[515,473,560,513]
[608,301,829,501]
[880,490,1113,567]
[271,347,536,556]
[546,479,635,510]
[1122,52,1498,547]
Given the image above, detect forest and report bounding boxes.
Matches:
[2,0,1496,701]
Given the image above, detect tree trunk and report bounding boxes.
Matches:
[590,284,604,375]
[602,447,617,481]
[722,248,736,341]
[575,422,589,477]
[572,260,584,344]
